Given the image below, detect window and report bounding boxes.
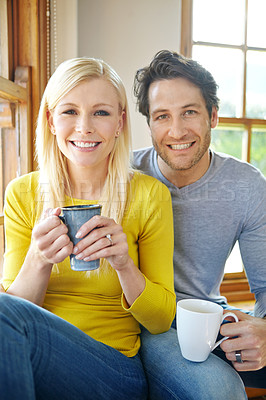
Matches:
[0,0,47,279]
[181,0,266,279]
[0,72,31,274]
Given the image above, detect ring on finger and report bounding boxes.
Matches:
[105,234,113,246]
[235,350,243,363]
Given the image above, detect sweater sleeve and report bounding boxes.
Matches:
[2,173,41,289]
[122,174,176,333]
[238,170,266,318]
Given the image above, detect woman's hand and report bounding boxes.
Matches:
[31,207,73,267]
[72,215,130,271]
[220,310,266,371]
[5,207,73,305]
[72,215,145,306]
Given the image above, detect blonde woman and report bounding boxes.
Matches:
[0,57,175,399]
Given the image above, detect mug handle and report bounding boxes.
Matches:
[212,312,239,351]
[58,215,65,224]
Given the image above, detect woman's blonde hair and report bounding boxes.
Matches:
[36,57,132,229]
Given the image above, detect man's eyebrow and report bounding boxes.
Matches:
[151,103,202,115]
[150,108,169,116]
[181,103,202,109]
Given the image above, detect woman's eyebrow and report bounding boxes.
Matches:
[93,103,115,108]
[57,102,115,108]
[57,102,77,108]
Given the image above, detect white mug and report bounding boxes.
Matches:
[176,299,238,362]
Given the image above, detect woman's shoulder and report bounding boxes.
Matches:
[5,171,40,198]
[130,171,171,201]
[131,170,168,187]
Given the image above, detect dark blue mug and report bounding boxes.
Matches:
[59,204,102,271]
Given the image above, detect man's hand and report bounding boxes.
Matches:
[220,310,266,371]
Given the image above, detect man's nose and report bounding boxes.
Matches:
[168,116,188,139]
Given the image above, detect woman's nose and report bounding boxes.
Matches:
[76,114,94,134]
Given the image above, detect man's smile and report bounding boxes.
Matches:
[168,142,195,150]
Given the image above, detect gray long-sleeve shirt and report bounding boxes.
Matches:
[133,147,266,318]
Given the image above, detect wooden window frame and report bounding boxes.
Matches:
[0,0,48,276]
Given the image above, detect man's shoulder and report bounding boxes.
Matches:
[213,151,266,184]
[132,147,155,174]
[133,146,154,162]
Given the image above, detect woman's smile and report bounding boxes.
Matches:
[70,140,101,150]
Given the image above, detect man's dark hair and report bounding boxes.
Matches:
[133,50,219,122]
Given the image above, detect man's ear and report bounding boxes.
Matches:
[46,110,55,134]
[211,107,218,129]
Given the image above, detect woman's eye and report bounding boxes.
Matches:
[95,110,110,116]
[62,109,76,115]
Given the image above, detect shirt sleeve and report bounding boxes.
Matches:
[238,171,266,318]
[122,174,176,333]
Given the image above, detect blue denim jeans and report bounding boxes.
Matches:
[0,294,147,400]
[140,325,248,400]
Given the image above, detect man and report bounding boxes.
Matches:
[133,50,266,400]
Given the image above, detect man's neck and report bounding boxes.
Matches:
[157,150,211,189]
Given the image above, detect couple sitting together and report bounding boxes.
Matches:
[0,49,265,399]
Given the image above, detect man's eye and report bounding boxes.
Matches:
[184,110,196,116]
[95,110,110,116]
[156,114,168,120]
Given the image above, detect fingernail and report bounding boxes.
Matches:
[73,247,78,254]
[75,253,83,260]
[75,232,82,238]
[84,256,90,261]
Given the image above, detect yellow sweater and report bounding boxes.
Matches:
[3,171,176,357]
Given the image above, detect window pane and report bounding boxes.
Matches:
[246,51,266,119]
[250,128,266,176]
[193,0,245,45]
[247,0,266,48]
[0,0,9,78]
[211,127,244,160]
[224,242,243,273]
[0,104,19,206]
[192,46,243,117]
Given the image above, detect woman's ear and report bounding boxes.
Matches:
[46,110,56,135]
[118,110,125,132]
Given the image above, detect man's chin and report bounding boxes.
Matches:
[157,151,195,172]
[166,161,195,172]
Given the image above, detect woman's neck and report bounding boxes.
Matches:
[67,163,108,200]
